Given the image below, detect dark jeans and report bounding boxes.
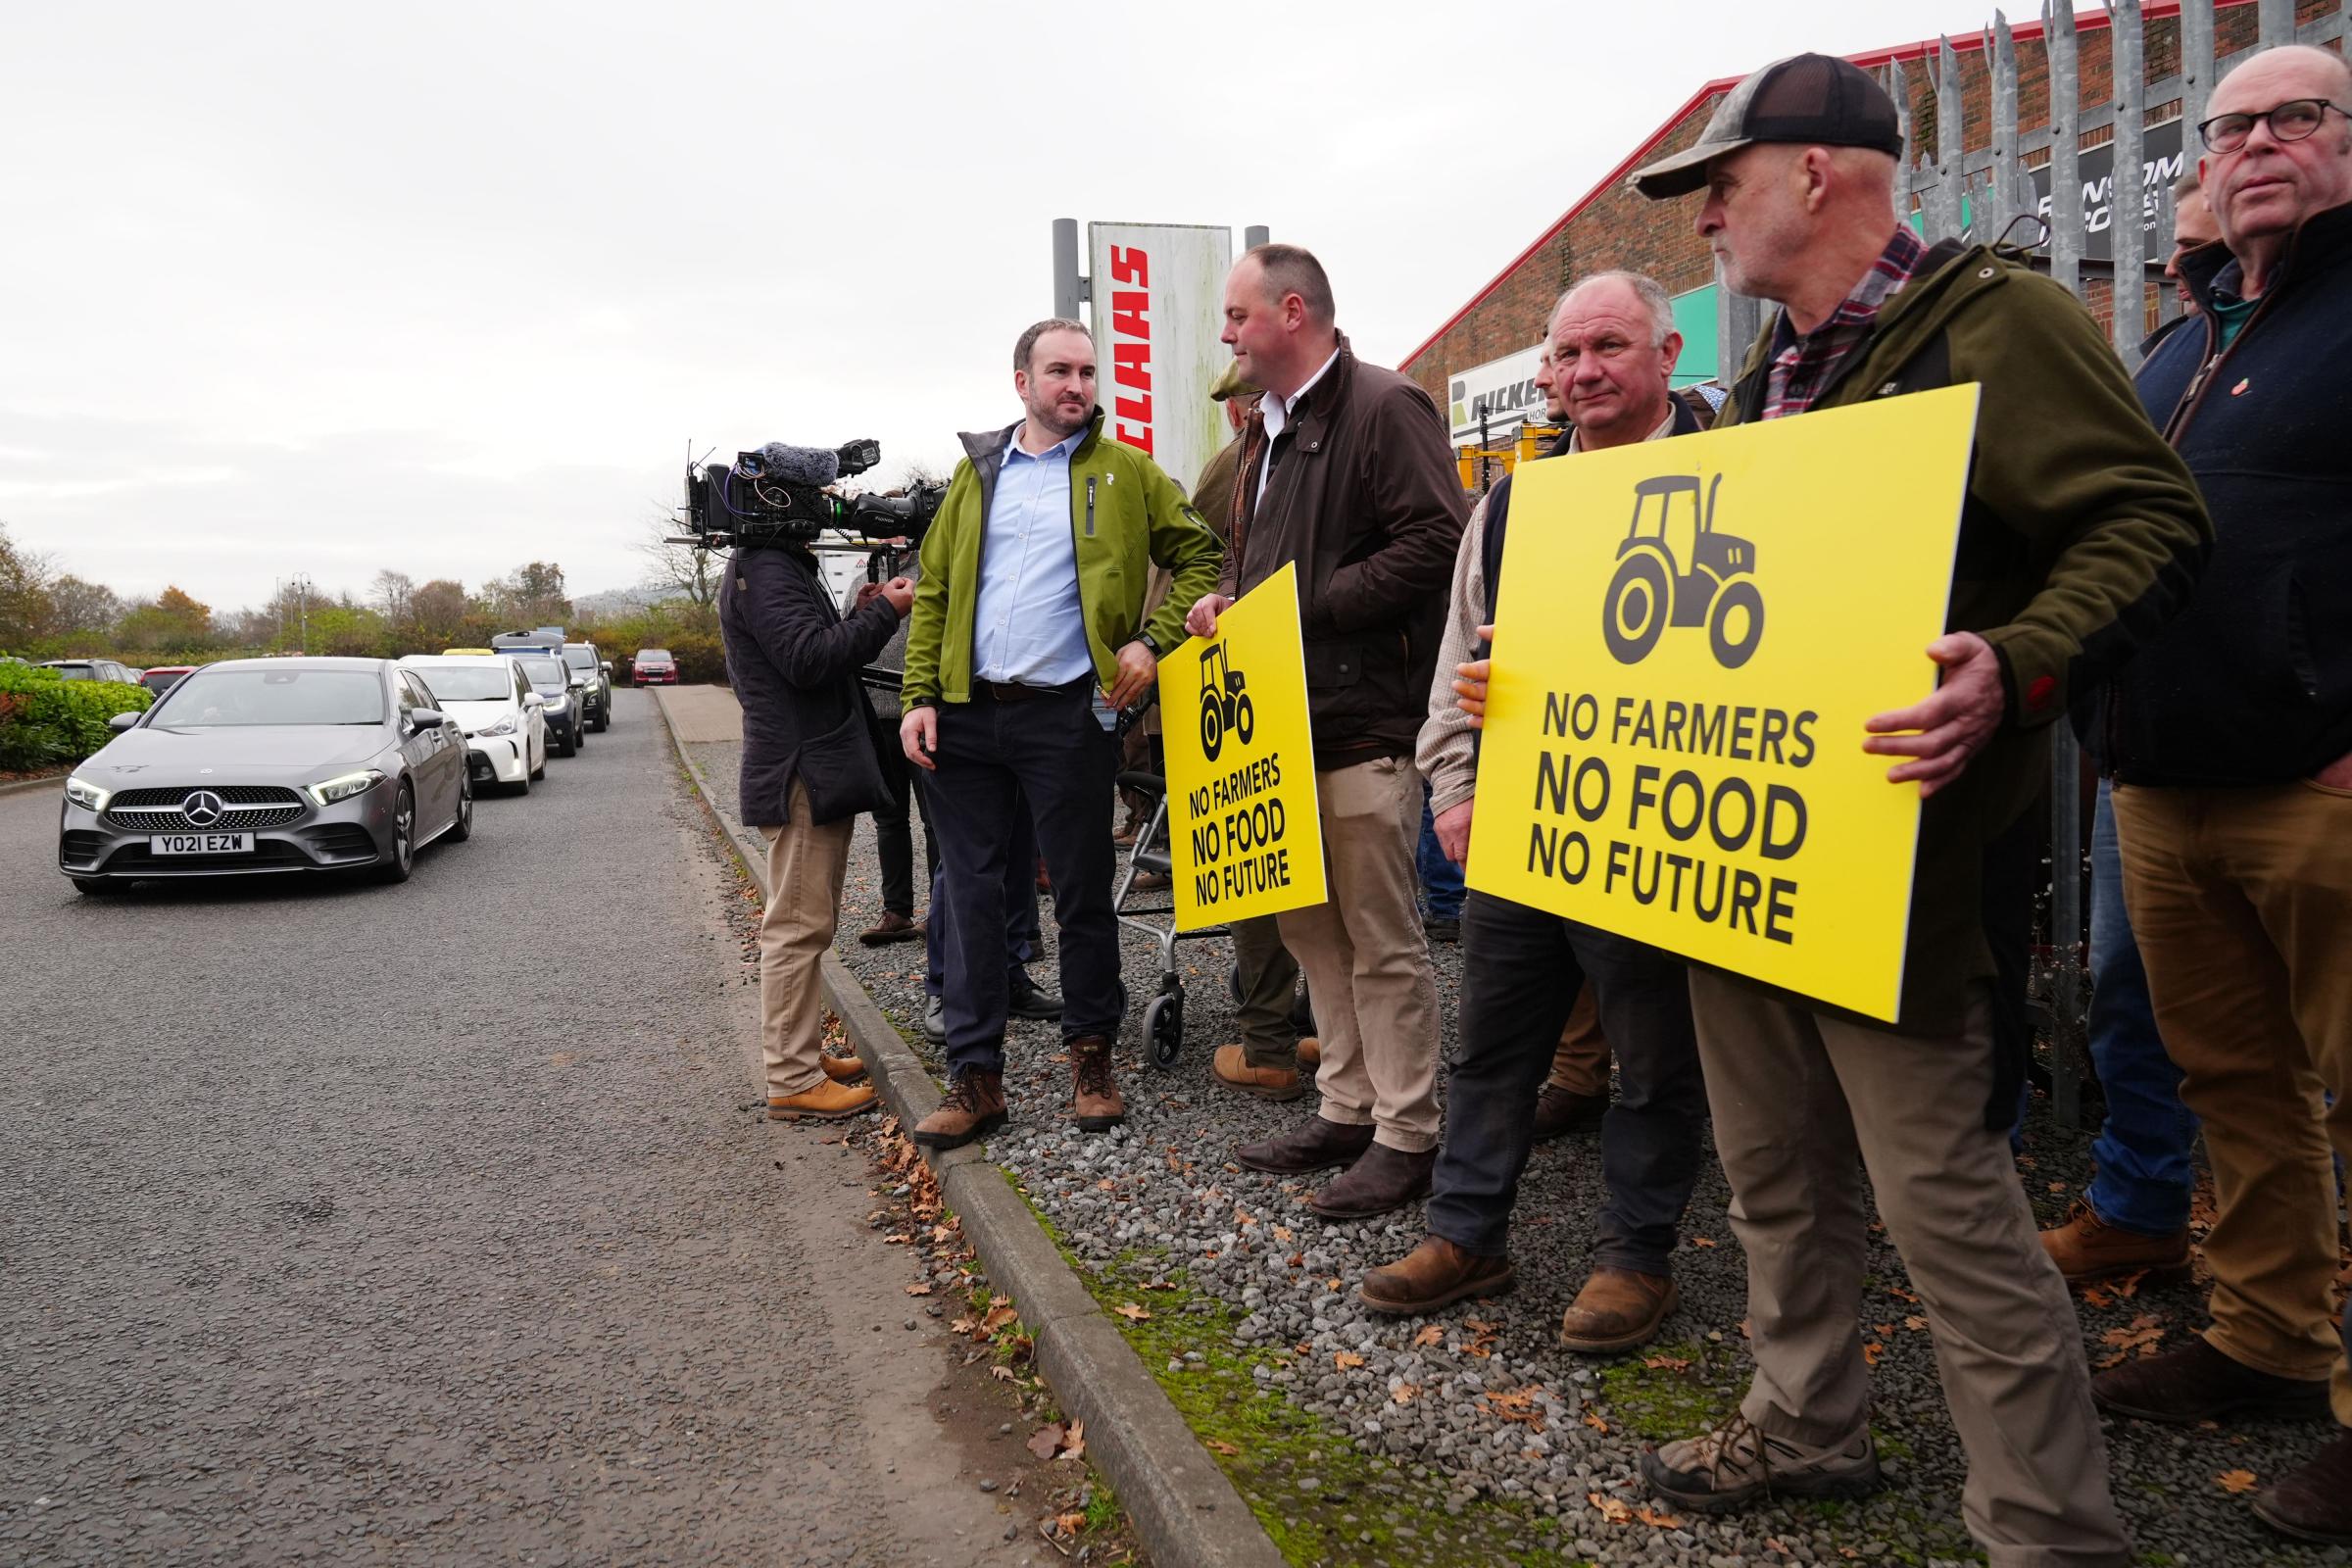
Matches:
[1417,786,1464,921]
[2084,777,2198,1234]
[876,788,928,918]
[1427,891,1706,1274]
[922,778,1042,999]
[928,685,1124,1071]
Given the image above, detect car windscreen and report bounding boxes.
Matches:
[562,647,595,670]
[150,668,386,726]
[637,650,671,662]
[521,658,565,685]
[411,665,516,703]
[140,670,183,693]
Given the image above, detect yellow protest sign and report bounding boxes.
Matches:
[1158,563,1327,930]
[1466,385,1980,1020]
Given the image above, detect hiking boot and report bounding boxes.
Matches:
[858,910,922,947]
[1642,1412,1881,1513]
[2039,1198,2192,1286]
[2091,1335,2332,1424]
[1007,978,1064,1021]
[1559,1268,1678,1353]
[767,1079,878,1121]
[1296,1036,1322,1071]
[1212,1044,1305,1102]
[1309,1144,1436,1220]
[2254,1427,2352,1544]
[1531,1083,1608,1142]
[921,998,947,1043]
[1070,1036,1125,1132]
[818,1053,867,1084]
[1236,1115,1375,1174]
[1424,913,1460,944]
[1360,1236,1516,1315]
[912,1069,1006,1150]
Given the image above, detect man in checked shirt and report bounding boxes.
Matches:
[1554,49,2205,1568]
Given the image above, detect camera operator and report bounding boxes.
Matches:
[719,524,914,1121]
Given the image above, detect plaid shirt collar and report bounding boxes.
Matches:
[1760,224,1931,421]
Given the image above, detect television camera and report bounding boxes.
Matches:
[677,438,946,560]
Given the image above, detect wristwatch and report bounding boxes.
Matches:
[1136,631,1163,657]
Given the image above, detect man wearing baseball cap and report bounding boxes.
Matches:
[1617,51,2210,1566]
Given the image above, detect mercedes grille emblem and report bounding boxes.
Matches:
[181,790,226,828]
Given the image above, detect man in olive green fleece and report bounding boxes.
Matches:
[1600,53,2210,1568]
[899,318,1223,1151]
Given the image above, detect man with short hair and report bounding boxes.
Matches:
[1607,51,2208,1564]
[1359,272,1708,1354]
[902,318,1223,1149]
[1186,244,1466,1217]
[2088,44,2352,1544]
[2165,168,2224,315]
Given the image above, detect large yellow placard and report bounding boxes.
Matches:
[1158,564,1328,931]
[1466,386,1980,1020]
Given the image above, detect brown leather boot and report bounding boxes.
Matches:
[2254,1427,2352,1544]
[767,1079,878,1121]
[1558,1267,1678,1353]
[2092,1335,2331,1424]
[1070,1036,1125,1132]
[2037,1199,2191,1286]
[1295,1036,1322,1071]
[1360,1235,1516,1315]
[1531,1083,1607,1142]
[1309,1144,1437,1220]
[1235,1115,1375,1174]
[912,1069,1006,1150]
[1212,1044,1305,1102]
[818,1053,867,1084]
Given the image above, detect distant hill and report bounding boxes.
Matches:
[571,584,679,618]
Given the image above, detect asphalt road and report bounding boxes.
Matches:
[0,690,1049,1566]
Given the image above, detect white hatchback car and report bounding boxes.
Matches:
[399,656,548,795]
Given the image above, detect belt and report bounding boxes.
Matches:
[974,676,1089,704]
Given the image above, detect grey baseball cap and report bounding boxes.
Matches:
[1631,53,1902,199]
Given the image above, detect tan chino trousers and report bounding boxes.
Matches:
[1546,984,1611,1098]
[757,782,856,1099]
[1688,967,2130,1568]
[1275,756,1442,1152]
[2114,779,2352,1419]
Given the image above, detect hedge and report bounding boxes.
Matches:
[0,662,153,770]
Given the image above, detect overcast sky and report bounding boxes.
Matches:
[0,0,1956,614]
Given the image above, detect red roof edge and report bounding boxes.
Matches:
[1398,0,2224,374]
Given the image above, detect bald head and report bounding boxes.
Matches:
[2201,44,2352,282]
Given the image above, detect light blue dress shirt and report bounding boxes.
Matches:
[971,425,1095,686]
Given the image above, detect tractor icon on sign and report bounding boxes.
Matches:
[1601,472,1765,668]
[1198,642,1255,761]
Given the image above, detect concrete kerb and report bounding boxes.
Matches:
[0,773,65,800]
[648,686,1286,1568]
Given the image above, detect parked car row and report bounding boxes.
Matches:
[56,644,616,894]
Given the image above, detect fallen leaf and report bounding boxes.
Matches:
[950,1318,977,1335]
[1205,1439,1240,1456]
[883,1233,913,1246]
[1886,1285,1920,1303]
[1392,1383,1419,1404]
[1061,1420,1085,1460]
[1642,1354,1692,1372]
[981,1305,1018,1334]
[1862,1341,1885,1367]
[1464,1318,1498,1334]
[1635,1504,1685,1528]
[1584,1411,1609,1433]
[1326,1277,1343,1292]
[2081,1285,2115,1310]
[2048,1180,2068,1193]
[2219,1469,2259,1494]
[1053,1509,1088,1539]
[1690,1236,1718,1249]
[906,1284,932,1297]
[1412,1324,1446,1348]
[1113,1302,1152,1322]
[1903,1315,1929,1332]
[1872,1322,1895,1335]
[1272,1224,1294,1244]
[1334,1351,1365,1370]
[1027,1423,1066,1460]
[990,1365,1017,1382]
[1588,1492,1634,1524]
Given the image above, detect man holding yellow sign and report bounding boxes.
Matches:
[1449,52,2212,1568]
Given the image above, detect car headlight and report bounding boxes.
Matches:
[478,715,516,736]
[547,694,569,710]
[306,768,386,807]
[64,775,111,811]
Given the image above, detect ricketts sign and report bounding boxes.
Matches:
[1087,222,1233,498]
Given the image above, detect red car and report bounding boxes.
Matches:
[140,664,197,696]
[632,649,678,685]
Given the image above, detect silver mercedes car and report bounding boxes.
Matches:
[57,657,471,893]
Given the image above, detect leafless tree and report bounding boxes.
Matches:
[637,508,720,610]
[370,569,416,626]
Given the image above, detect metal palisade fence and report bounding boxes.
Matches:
[1714,0,2351,1123]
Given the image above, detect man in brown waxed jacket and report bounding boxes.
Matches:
[1185,242,1467,1219]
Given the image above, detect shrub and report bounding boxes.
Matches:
[0,662,152,769]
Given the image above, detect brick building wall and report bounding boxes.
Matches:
[1401,0,2328,404]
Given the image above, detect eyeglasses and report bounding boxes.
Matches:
[2196,98,2349,153]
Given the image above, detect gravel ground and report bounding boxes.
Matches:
[0,693,1093,1567]
[692,730,2345,1567]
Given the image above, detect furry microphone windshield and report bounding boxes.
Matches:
[748,443,840,487]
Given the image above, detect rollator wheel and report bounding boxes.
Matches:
[1145,995,1184,1071]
